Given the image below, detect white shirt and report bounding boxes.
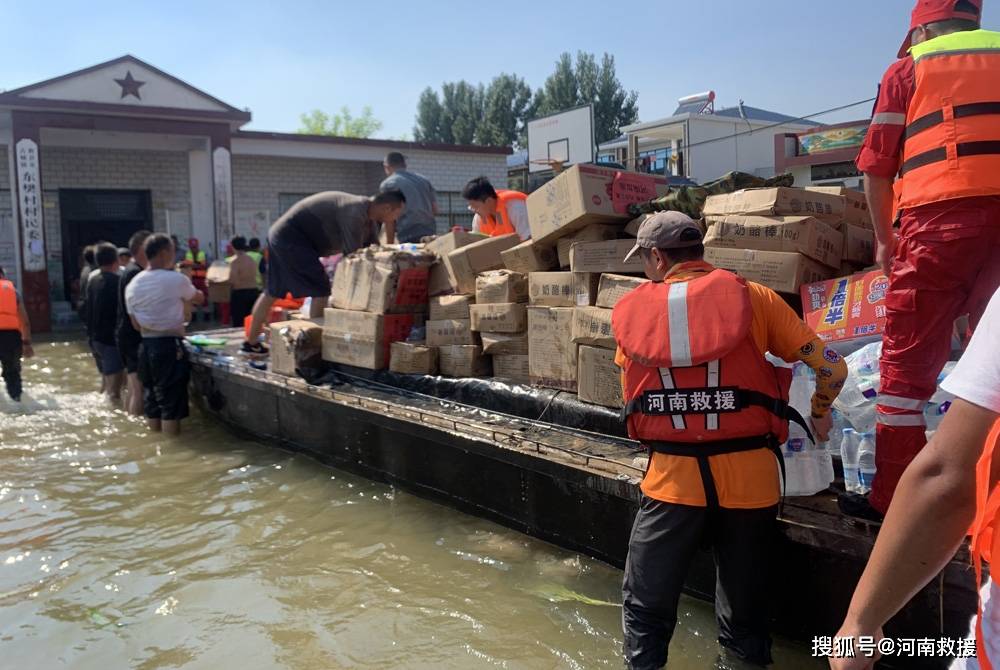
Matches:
[472,199,531,240]
[125,268,197,334]
[943,287,1000,669]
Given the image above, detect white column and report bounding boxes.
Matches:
[212,146,234,250]
[189,142,214,253]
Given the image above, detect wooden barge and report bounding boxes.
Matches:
[188,329,977,668]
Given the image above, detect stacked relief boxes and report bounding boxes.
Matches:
[471,270,527,382]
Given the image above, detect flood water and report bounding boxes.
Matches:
[0,340,825,669]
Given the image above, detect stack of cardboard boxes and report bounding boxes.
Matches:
[702,186,875,296]
[321,247,435,370]
[471,270,528,382]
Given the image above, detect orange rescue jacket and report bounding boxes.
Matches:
[896,29,1000,211]
[0,279,21,332]
[478,190,526,237]
[970,420,1000,669]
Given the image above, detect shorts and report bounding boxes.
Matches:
[92,340,124,375]
[118,334,141,374]
[267,219,332,299]
[137,337,190,421]
[89,337,104,373]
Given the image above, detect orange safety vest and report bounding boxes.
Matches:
[185,249,207,279]
[896,29,1000,212]
[0,279,21,332]
[478,190,527,237]
[613,270,805,502]
[970,420,1000,670]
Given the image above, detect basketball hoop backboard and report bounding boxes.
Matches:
[527,104,595,173]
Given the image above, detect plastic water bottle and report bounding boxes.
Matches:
[841,428,861,493]
[857,432,876,494]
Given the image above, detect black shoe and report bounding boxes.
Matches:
[241,341,268,354]
[838,491,884,523]
[10,395,20,402]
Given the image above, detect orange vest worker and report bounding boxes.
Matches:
[970,420,1000,669]
[477,190,526,237]
[0,280,21,332]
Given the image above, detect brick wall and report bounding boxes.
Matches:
[402,150,508,193]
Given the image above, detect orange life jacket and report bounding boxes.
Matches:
[614,269,799,450]
[0,279,21,332]
[895,29,1000,212]
[969,420,1000,670]
[478,190,527,237]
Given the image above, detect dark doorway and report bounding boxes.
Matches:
[60,189,152,303]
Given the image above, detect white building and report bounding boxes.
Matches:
[0,55,509,331]
[597,92,816,184]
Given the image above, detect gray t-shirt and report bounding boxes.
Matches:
[271,191,374,256]
[380,170,437,243]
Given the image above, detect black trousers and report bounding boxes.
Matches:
[0,330,23,400]
[622,495,778,669]
[230,288,259,328]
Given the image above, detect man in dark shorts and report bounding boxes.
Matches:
[116,229,151,415]
[85,242,126,404]
[125,233,205,436]
[243,188,406,352]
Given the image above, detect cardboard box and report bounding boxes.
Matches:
[426,230,490,296]
[556,224,621,268]
[571,307,616,349]
[492,354,530,383]
[207,282,231,303]
[475,270,528,304]
[321,308,415,369]
[469,303,527,333]
[596,273,649,309]
[501,239,558,274]
[206,260,231,303]
[704,248,836,294]
[446,233,521,295]
[526,164,670,245]
[703,187,845,223]
[389,342,438,375]
[569,239,644,274]
[528,272,600,307]
[801,270,889,343]
[703,215,843,268]
[807,186,871,228]
[429,294,475,321]
[269,319,323,377]
[842,224,875,265]
[527,306,578,391]
[331,247,435,313]
[439,345,491,377]
[426,318,478,347]
[481,332,529,356]
[577,345,624,409]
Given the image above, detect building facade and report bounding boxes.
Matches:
[774,119,869,189]
[0,56,509,331]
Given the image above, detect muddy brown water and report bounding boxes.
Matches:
[0,340,825,669]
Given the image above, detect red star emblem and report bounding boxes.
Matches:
[114,70,145,100]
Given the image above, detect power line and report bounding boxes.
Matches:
[673,97,877,152]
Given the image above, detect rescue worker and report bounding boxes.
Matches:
[247,238,264,290]
[853,0,1000,519]
[830,286,1000,670]
[181,237,209,322]
[612,212,847,668]
[461,177,530,240]
[381,152,438,244]
[0,265,34,402]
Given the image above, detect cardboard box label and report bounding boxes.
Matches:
[569,239,643,274]
[528,272,576,306]
[429,294,475,321]
[577,345,624,409]
[611,172,659,214]
[704,248,834,294]
[481,332,529,356]
[801,270,889,343]
[528,306,577,391]
[571,307,616,349]
[596,273,648,309]
[426,319,478,347]
[469,303,527,333]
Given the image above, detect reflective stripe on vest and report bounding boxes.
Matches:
[666,282,692,367]
[896,30,1000,210]
[479,190,526,237]
[0,279,21,332]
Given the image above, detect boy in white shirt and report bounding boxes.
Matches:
[125,233,205,435]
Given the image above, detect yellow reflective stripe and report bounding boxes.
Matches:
[910,29,1000,59]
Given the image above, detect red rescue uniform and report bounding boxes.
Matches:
[858,29,1000,514]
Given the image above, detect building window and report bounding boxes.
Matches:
[637,148,671,175]
[811,162,862,181]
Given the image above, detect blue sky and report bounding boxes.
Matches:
[3,1,997,140]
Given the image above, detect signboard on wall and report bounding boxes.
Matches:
[797,123,869,155]
[16,139,45,271]
[212,146,234,241]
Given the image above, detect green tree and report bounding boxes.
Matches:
[298,106,383,138]
[477,73,533,147]
[414,88,445,142]
[440,81,484,145]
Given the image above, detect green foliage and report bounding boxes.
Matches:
[413,51,637,148]
[298,106,383,138]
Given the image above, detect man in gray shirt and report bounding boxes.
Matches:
[380,152,438,244]
[243,189,406,353]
